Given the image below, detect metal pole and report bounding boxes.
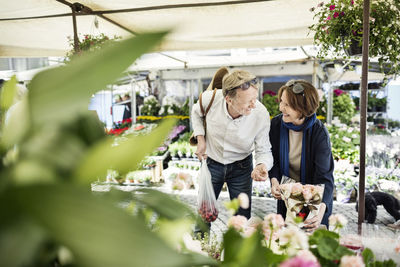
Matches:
[358,0,371,233]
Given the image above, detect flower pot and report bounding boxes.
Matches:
[342,36,362,57]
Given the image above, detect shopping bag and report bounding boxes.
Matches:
[279,176,324,226]
[197,159,219,222]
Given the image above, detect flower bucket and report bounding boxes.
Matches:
[342,36,362,57]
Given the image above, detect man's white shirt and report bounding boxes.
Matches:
[191,89,273,169]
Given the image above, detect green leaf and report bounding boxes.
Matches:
[3,184,213,267]
[222,228,245,263]
[222,228,282,267]
[74,119,176,183]
[1,96,29,149]
[28,32,168,128]
[316,236,353,261]
[362,248,375,267]
[133,188,197,220]
[0,219,46,267]
[308,229,339,246]
[0,75,17,112]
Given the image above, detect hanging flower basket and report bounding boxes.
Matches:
[341,35,362,57]
[309,0,400,78]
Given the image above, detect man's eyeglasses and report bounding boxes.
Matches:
[231,78,259,90]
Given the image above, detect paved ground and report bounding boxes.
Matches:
[93,183,399,239]
[172,189,400,240]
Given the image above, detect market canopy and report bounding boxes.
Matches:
[0,0,319,57]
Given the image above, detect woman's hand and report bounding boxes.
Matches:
[270,178,281,200]
[194,135,207,161]
[303,203,326,232]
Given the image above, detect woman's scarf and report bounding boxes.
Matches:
[279,114,316,184]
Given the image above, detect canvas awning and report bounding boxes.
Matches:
[0,0,320,57]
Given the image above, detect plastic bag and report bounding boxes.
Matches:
[197,159,219,222]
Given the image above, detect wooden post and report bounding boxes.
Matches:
[358,0,371,233]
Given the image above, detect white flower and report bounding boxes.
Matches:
[278,226,309,255]
[352,134,358,138]
[238,193,249,209]
[329,214,348,228]
[342,136,351,143]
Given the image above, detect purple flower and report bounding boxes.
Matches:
[279,256,321,267]
[340,11,345,16]
[329,4,335,10]
[333,12,339,18]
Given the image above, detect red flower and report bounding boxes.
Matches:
[333,12,339,18]
[329,4,335,10]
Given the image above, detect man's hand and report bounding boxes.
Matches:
[251,163,268,181]
[194,135,207,161]
[270,177,281,200]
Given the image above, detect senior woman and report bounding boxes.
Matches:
[268,79,334,230]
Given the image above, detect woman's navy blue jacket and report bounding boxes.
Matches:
[268,114,335,226]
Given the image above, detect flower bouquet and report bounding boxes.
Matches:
[279,176,324,226]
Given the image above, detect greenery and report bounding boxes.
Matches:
[309,0,400,77]
[141,95,161,116]
[66,33,121,60]
[327,124,360,163]
[261,91,280,117]
[319,89,355,124]
[0,32,215,267]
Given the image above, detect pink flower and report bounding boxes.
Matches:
[297,250,318,263]
[333,12,339,18]
[279,256,321,267]
[263,213,285,230]
[395,242,400,253]
[227,215,247,231]
[334,89,345,96]
[339,255,365,267]
[351,0,354,5]
[326,16,331,21]
[262,228,280,241]
[291,183,303,196]
[329,4,335,10]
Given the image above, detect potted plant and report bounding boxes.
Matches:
[309,0,400,77]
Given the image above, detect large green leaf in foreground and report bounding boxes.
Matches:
[2,184,215,267]
[28,32,167,128]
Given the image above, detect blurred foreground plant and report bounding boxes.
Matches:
[0,32,214,267]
